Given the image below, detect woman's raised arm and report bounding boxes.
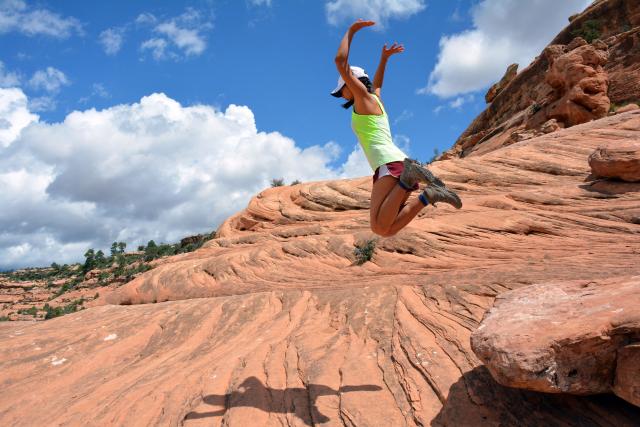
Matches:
[373,42,404,96]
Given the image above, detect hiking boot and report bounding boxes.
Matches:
[400,158,445,188]
[422,185,462,209]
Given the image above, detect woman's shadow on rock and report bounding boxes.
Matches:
[184,376,382,425]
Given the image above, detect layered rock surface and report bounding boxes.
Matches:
[589,144,640,181]
[1,111,639,426]
[471,276,640,403]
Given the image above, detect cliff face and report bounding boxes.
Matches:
[1,110,639,426]
[445,0,640,159]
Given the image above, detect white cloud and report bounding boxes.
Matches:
[29,95,56,112]
[326,0,425,27]
[99,27,125,55]
[422,0,592,98]
[249,0,272,6]
[141,37,170,60]
[92,83,110,99]
[0,87,37,147]
[392,109,413,125]
[135,12,157,26]
[0,88,370,269]
[28,67,70,93]
[139,8,212,60]
[0,60,21,87]
[0,0,82,38]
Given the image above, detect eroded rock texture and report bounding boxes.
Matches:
[471,276,640,404]
[1,111,639,426]
[589,144,640,182]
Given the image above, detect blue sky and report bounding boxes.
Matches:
[0,0,591,268]
[3,0,482,161]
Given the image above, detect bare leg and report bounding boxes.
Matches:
[384,197,425,236]
[370,176,424,236]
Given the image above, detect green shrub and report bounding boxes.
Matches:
[571,20,601,43]
[270,178,285,187]
[18,306,38,316]
[0,316,9,321]
[354,239,377,265]
[44,299,84,320]
[290,179,302,185]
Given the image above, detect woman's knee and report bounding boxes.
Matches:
[370,224,396,238]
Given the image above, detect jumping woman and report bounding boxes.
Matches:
[332,19,462,237]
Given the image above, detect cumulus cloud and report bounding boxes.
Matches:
[28,67,69,93]
[0,0,82,38]
[326,0,425,27]
[0,87,37,147]
[99,27,125,55]
[139,8,212,60]
[422,0,591,98]
[0,88,370,269]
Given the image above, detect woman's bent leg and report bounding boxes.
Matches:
[370,176,422,236]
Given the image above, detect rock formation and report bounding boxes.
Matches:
[589,144,640,181]
[1,110,639,426]
[443,0,640,159]
[485,63,518,104]
[471,276,640,406]
[543,38,610,127]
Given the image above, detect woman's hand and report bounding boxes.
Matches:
[382,42,404,59]
[349,19,375,33]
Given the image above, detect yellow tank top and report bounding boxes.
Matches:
[351,94,407,171]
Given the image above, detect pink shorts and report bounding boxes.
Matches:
[372,161,419,191]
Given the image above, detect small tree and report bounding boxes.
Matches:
[270,178,285,187]
[83,249,96,273]
[291,179,302,185]
[110,242,119,257]
[117,241,126,254]
[95,250,106,266]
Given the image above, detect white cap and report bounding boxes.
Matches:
[330,66,368,97]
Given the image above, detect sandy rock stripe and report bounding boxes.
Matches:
[1,110,639,426]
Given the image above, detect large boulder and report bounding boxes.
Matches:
[471,276,640,407]
[589,144,640,182]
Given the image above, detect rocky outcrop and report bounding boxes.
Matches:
[445,0,640,158]
[1,111,639,426]
[485,64,518,103]
[470,276,640,406]
[543,39,610,127]
[589,143,640,181]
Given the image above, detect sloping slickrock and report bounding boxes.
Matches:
[470,277,640,400]
[589,143,640,181]
[1,110,639,426]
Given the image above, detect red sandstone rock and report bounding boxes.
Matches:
[616,103,640,113]
[471,276,640,403]
[1,112,639,425]
[485,63,518,103]
[544,41,610,127]
[614,344,640,406]
[589,144,640,181]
